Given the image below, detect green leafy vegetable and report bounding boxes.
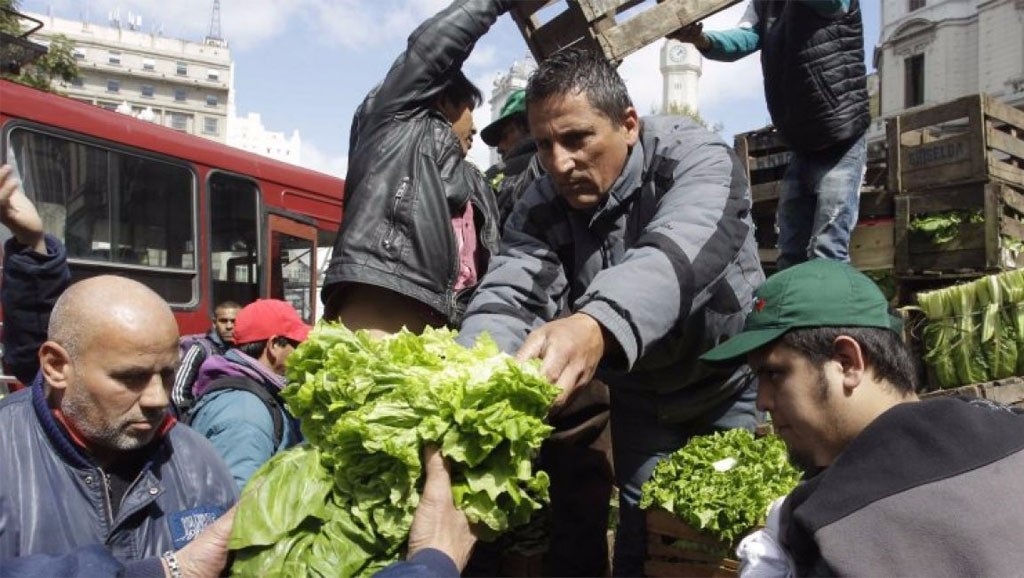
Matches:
[229,324,560,577]
[639,429,801,546]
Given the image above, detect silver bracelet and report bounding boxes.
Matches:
[161,550,183,578]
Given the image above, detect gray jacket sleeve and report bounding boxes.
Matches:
[575,137,752,370]
[457,187,568,353]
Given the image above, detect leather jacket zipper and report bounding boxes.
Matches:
[382,178,410,251]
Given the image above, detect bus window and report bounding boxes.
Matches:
[209,172,259,308]
[267,214,316,323]
[9,128,197,304]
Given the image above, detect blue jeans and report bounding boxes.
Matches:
[776,135,866,270]
[610,383,760,577]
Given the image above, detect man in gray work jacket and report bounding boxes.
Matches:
[457,48,764,576]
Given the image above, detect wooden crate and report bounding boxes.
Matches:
[511,0,740,64]
[920,376,1024,408]
[645,508,739,578]
[894,181,1024,275]
[753,206,895,273]
[734,126,789,203]
[886,94,1024,193]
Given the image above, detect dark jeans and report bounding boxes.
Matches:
[610,384,760,577]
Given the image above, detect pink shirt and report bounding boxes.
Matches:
[451,201,480,291]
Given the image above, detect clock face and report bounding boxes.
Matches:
[669,45,687,62]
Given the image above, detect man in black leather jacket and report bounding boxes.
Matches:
[322,0,510,333]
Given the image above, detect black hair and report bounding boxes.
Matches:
[525,47,633,122]
[214,301,241,313]
[438,70,483,110]
[235,340,267,360]
[780,326,918,395]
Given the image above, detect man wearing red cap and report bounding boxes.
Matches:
[187,299,311,489]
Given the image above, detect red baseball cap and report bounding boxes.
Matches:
[232,299,311,345]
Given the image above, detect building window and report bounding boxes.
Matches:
[207,69,220,81]
[73,48,85,60]
[142,58,156,71]
[204,117,219,135]
[71,77,84,87]
[174,88,187,102]
[141,85,155,98]
[206,94,218,107]
[176,61,188,76]
[170,113,188,131]
[108,51,121,66]
[905,54,925,107]
[106,80,120,93]
[909,0,926,11]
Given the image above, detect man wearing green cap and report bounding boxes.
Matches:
[702,259,1024,576]
[481,89,543,228]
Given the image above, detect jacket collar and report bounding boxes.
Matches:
[589,139,645,229]
[192,349,286,398]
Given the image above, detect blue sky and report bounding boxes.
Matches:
[24,0,881,178]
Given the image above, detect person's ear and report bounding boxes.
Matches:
[265,335,284,364]
[39,341,73,393]
[832,336,866,390]
[621,106,640,146]
[435,96,456,124]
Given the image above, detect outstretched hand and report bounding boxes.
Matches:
[0,164,45,254]
[668,22,710,50]
[170,506,237,578]
[408,446,477,571]
[516,313,608,411]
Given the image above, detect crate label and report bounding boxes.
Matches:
[906,140,967,168]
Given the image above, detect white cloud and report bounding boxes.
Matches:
[298,140,348,179]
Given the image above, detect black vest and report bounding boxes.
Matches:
[755,0,870,153]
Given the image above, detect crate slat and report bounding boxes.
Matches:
[887,93,1024,193]
[511,0,740,63]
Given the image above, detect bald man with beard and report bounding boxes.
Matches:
[0,275,238,578]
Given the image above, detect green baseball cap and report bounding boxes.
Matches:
[481,89,527,147]
[701,259,902,363]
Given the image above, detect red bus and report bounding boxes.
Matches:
[0,79,344,339]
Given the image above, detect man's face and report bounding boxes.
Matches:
[749,342,847,471]
[213,306,239,344]
[529,91,639,210]
[60,315,179,455]
[441,100,476,157]
[496,119,528,161]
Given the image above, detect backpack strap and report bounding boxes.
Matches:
[187,376,284,449]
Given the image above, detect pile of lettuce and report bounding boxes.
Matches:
[228,324,559,577]
[639,429,801,546]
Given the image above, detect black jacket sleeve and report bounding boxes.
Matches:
[2,234,70,385]
[367,0,512,118]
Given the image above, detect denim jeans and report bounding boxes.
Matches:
[610,383,760,577]
[776,135,866,270]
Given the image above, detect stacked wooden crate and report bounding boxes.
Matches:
[645,509,739,578]
[888,94,1024,279]
[509,0,740,64]
[734,126,894,276]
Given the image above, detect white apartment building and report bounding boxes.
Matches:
[226,110,301,164]
[871,0,1024,136]
[27,11,232,143]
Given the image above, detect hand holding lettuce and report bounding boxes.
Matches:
[228,324,560,577]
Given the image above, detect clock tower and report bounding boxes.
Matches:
[659,39,702,114]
